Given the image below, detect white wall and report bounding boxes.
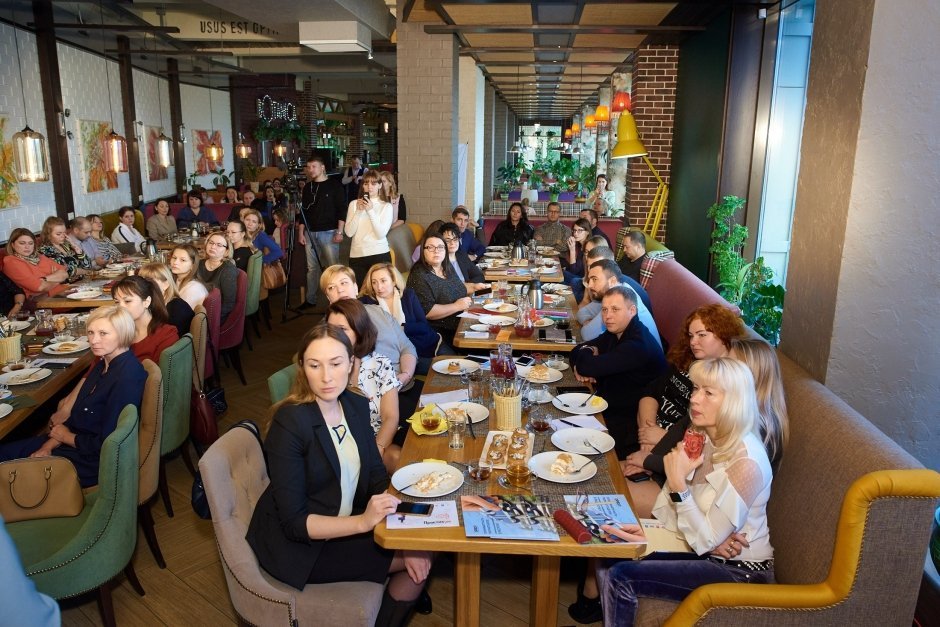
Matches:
[458,56,484,216]
[824,0,940,469]
[180,83,234,192]
[133,68,176,202]
[0,24,55,236]
[58,41,133,216]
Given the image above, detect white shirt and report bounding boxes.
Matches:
[111,223,146,245]
[344,199,393,258]
[178,279,209,310]
[326,407,361,517]
[356,351,403,435]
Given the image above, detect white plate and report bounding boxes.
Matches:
[484,251,507,258]
[545,358,569,371]
[551,428,616,455]
[516,365,563,383]
[391,462,465,498]
[431,359,481,376]
[67,289,103,300]
[43,340,90,355]
[552,392,609,415]
[0,367,53,386]
[478,315,515,327]
[469,323,492,332]
[0,403,11,419]
[483,302,518,313]
[534,318,554,328]
[437,401,489,424]
[528,451,597,483]
[2,320,31,333]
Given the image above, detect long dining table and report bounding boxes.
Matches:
[453,291,583,353]
[374,356,644,627]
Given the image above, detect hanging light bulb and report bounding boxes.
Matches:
[564,128,572,139]
[594,105,610,124]
[571,122,581,134]
[235,133,252,158]
[274,142,288,158]
[585,114,596,129]
[205,141,223,162]
[106,130,128,173]
[10,16,49,181]
[612,91,631,113]
[155,130,173,168]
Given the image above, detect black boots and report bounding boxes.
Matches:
[568,579,603,624]
[414,587,433,615]
[375,589,417,627]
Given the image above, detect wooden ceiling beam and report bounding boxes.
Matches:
[426,24,704,34]
[49,23,180,33]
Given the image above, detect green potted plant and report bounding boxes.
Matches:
[498,181,511,201]
[547,182,562,202]
[210,168,231,193]
[241,158,261,193]
[707,195,786,344]
[186,170,200,189]
[576,163,597,203]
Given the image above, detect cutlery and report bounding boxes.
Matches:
[577,390,599,408]
[583,439,604,455]
[552,394,573,408]
[557,418,581,428]
[568,459,596,475]
[462,405,477,439]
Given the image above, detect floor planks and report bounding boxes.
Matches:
[56,296,601,626]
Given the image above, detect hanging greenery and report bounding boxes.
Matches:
[253,120,308,144]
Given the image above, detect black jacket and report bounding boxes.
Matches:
[450,249,484,284]
[489,220,534,246]
[246,391,388,590]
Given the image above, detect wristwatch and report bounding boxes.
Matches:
[670,488,691,503]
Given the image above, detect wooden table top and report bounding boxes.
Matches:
[34,278,124,309]
[483,264,563,283]
[374,356,643,560]
[453,292,582,353]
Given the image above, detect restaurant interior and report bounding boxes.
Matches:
[0,0,937,625]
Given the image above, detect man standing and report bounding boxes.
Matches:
[579,208,611,248]
[68,217,106,269]
[452,206,486,260]
[297,155,345,309]
[341,156,367,203]
[534,202,571,254]
[618,230,648,282]
[579,259,660,347]
[570,286,666,459]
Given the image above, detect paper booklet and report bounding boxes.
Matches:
[385,500,460,529]
[639,518,695,557]
[562,494,643,544]
[461,495,559,541]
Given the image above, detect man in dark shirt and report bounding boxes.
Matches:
[617,230,648,283]
[579,208,611,248]
[297,154,346,308]
[570,285,666,459]
[453,205,486,260]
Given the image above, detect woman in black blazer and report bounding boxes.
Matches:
[247,324,431,625]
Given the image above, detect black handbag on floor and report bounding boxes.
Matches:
[191,420,265,519]
[205,385,227,416]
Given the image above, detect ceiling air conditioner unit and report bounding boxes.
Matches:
[300,21,371,53]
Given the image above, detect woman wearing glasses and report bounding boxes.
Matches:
[439,222,485,294]
[196,232,239,320]
[489,202,534,246]
[406,233,473,350]
[562,217,594,295]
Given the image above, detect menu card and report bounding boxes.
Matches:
[561,494,643,544]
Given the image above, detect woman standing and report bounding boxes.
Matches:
[39,217,91,280]
[360,263,440,359]
[3,228,69,298]
[225,219,256,272]
[0,306,147,488]
[600,358,775,625]
[246,325,431,623]
[146,199,178,240]
[405,234,472,350]
[197,232,239,320]
[587,174,617,215]
[169,244,209,310]
[379,171,407,229]
[139,262,195,338]
[110,207,146,247]
[112,275,180,364]
[489,202,534,246]
[87,214,122,263]
[327,299,403,472]
[344,170,393,286]
[242,208,283,264]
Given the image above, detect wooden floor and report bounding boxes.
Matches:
[57,295,602,627]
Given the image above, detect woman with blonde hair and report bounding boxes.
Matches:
[241,208,283,264]
[379,171,407,228]
[139,262,195,337]
[600,358,775,625]
[39,216,91,280]
[169,244,208,310]
[197,232,239,320]
[225,219,257,272]
[729,337,788,468]
[360,263,439,359]
[345,170,394,286]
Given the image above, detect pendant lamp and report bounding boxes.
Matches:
[99,2,127,173]
[10,13,49,182]
[235,133,252,159]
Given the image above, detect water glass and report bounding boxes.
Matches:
[468,371,486,405]
[447,413,466,449]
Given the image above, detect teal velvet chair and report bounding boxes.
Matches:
[158,335,195,517]
[267,363,297,405]
[7,405,141,627]
[244,250,263,349]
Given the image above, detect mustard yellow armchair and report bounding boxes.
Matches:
[652,469,940,626]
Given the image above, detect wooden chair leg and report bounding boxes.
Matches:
[138,503,166,568]
[124,562,146,597]
[243,321,254,351]
[158,459,174,517]
[181,441,198,477]
[261,299,273,330]
[96,580,117,627]
[250,313,262,338]
[228,347,248,385]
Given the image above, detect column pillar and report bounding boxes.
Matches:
[117,36,142,205]
[482,83,496,204]
[594,86,611,175]
[607,72,632,216]
[396,5,458,225]
[458,56,484,217]
[167,59,186,194]
[494,98,508,177]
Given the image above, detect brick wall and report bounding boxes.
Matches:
[230,74,299,172]
[628,45,678,240]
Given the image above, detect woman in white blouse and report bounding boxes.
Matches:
[111,207,146,247]
[344,170,393,287]
[599,357,776,625]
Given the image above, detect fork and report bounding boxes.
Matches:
[568,459,596,475]
[583,439,603,455]
[577,390,599,408]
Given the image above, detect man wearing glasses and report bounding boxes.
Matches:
[439,223,486,293]
[534,202,571,255]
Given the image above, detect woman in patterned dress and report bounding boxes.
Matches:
[38,217,91,280]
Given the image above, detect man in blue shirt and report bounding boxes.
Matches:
[452,206,486,260]
[579,259,661,348]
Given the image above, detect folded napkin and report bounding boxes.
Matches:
[550,415,608,431]
[463,331,489,339]
[418,389,468,407]
[407,404,448,435]
[467,307,490,315]
[458,311,482,319]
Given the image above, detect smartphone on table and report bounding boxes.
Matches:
[395,502,434,516]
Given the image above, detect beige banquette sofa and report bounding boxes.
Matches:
[632,257,940,625]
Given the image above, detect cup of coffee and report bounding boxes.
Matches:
[683,429,706,460]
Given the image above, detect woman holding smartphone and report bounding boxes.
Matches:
[344,170,393,286]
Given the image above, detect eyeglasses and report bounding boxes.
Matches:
[442,237,458,244]
[424,245,446,253]
[207,241,228,248]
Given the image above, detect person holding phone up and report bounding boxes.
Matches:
[345,170,394,287]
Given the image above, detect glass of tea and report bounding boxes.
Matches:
[505,459,532,488]
[420,414,442,432]
[527,405,550,433]
[468,459,492,481]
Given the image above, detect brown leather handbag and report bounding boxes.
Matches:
[0,456,85,523]
[261,260,287,290]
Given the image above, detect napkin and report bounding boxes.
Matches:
[418,389,468,407]
[550,415,608,431]
[536,310,569,318]
[496,329,512,342]
[458,312,482,319]
[463,331,489,339]
[406,404,448,435]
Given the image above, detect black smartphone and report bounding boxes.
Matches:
[363,192,370,201]
[465,354,490,363]
[627,473,652,483]
[395,502,434,516]
[516,355,535,367]
[556,385,591,395]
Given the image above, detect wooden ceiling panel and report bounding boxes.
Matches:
[477,52,535,63]
[568,52,630,64]
[442,4,533,26]
[464,33,534,47]
[579,3,676,26]
[407,0,445,23]
[487,66,525,74]
[573,34,647,49]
